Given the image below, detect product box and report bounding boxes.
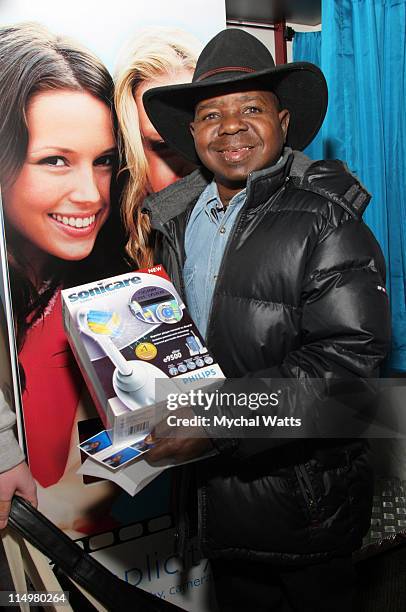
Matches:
[62,265,223,445]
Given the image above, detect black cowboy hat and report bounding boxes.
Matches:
[143,28,328,164]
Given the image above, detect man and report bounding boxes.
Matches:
[142,29,391,611]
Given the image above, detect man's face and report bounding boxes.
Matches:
[190,89,290,201]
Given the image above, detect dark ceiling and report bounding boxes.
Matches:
[225,0,321,26]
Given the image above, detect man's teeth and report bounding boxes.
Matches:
[224,147,250,152]
[50,214,96,228]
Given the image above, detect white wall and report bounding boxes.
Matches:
[227,22,321,64]
[227,24,276,58]
[0,0,226,72]
[286,22,321,62]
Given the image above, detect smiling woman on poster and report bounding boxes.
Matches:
[0,22,127,534]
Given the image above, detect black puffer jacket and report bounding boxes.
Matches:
[144,149,391,565]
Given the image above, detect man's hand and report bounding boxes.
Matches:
[145,406,214,464]
[145,435,213,464]
[0,462,37,529]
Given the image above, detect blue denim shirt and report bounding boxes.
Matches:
[183,180,246,339]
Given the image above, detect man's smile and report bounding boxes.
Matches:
[216,144,256,163]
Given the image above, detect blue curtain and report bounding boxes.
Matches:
[293,0,406,372]
[293,32,323,161]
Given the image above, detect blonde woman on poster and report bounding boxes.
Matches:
[0,22,128,536]
[114,27,201,267]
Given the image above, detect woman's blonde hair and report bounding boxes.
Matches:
[114,27,201,267]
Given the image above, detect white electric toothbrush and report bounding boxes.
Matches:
[77,309,167,410]
[77,309,133,375]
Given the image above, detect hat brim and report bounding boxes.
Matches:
[143,62,328,164]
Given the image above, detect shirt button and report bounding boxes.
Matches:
[219,227,226,234]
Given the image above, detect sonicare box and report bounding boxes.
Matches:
[62,265,223,445]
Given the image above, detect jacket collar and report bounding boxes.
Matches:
[142,167,211,230]
[143,147,371,229]
[245,148,293,209]
[290,154,371,218]
[143,148,294,229]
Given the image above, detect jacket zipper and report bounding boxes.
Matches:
[294,464,319,522]
[165,227,190,558]
[159,212,192,303]
[173,467,191,559]
[155,216,194,558]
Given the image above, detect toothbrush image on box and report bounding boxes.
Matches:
[185,331,207,356]
[78,309,132,374]
[77,309,167,411]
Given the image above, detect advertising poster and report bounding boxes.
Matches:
[0,1,225,608]
[0,198,21,436]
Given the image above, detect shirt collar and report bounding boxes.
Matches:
[201,152,286,218]
[201,181,247,222]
